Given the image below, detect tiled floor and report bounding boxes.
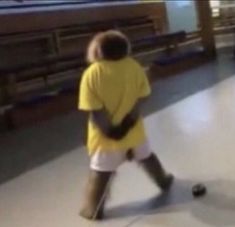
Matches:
[1,52,235,226]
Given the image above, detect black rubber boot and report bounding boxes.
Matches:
[140,153,174,192]
[79,170,113,220]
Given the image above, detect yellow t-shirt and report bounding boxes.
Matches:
[79,57,151,155]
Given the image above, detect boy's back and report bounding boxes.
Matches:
[79,57,151,153]
[80,57,150,124]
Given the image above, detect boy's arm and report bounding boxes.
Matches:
[120,97,147,131]
[91,109,130,140]
[123,62,151,125]
[126,98,146,119]
[91,109,111,136]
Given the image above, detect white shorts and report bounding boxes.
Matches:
[90,142,152,172]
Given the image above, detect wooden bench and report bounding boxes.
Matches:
[0,15,159,129]
[150,48,206,78]
[146,31,208,81]
[0,16,204,129]
[0,50,86,128]
[132,31,187,53]
[0,52,84,96]
[58,16,157,54]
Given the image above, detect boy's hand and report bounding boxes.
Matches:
[107,112,139,140]
[107,126,126,140]
[91,100,144,140]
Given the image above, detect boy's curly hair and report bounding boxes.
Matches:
[87,30,131,63]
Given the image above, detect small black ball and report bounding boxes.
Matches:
[192,184,207,198]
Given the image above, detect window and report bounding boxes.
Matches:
[210,0,220,17]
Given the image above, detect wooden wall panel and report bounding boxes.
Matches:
[0,2,167,34]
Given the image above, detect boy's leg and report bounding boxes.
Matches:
[80,150,124,220]
[140,153,174,191]
[79,170,113,220]
[134,142,174,192]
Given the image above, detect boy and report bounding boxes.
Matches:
[79,30,173,220]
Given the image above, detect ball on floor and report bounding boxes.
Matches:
[192,184,207,198]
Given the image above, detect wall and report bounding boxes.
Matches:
[0,2,167,34]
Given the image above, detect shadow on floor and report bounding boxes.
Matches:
[0,111,87,184]
[106,178,194,220]
[107,178,235,227]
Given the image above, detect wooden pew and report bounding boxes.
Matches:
[132,31,187,53]
[0,17,203,129]
[0,16,156,105]
[0,50,85,128]
[58,16,157,54]
[145,31,209,81]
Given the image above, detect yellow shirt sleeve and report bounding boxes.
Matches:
[78,66,103,111]
[138,65,151,98]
